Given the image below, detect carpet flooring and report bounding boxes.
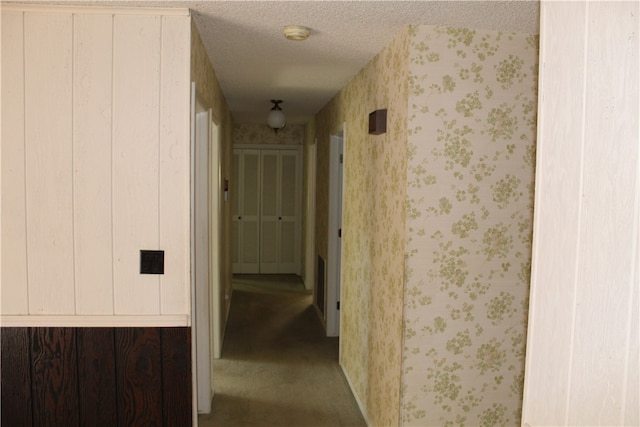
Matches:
[197,274,366,427]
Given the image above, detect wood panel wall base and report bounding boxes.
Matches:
[1,326,192,426]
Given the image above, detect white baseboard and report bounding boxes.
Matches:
[340,361,371,427]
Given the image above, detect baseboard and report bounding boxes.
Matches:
[312,301,326,332]
[216,290,234,358]
[339,361,371,427]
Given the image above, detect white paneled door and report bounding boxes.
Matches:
[260,150,300,274]
[233,147,301,275]
[232,150,261,273]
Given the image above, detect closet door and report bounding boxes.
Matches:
[260,151,279,273]
[232,149,260,273]
[277,150,300,273]
[259,150,300,274]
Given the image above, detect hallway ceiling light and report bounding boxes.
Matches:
[267,99,286,132]
[283,25,310,41]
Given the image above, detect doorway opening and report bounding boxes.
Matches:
[191,84,223,416]
[193,91,213,414]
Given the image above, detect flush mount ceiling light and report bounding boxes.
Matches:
[283,25,310,41]
[267,99,286,133]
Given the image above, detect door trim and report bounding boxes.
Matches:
[326,130,345,337]
[304,142,317,291]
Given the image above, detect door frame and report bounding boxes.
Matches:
[209,115,222,361]
[304,142,317,291]
[326,129,345,337]
[190,83,216,416]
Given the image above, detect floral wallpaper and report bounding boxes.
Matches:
[234,123,304,146]
[301,120,317,285]
[309,23,537,426]
[312,28,410,426]
[401,26,538,426]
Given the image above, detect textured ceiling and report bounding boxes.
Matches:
[16,0,540,124]
[192,1,540,124]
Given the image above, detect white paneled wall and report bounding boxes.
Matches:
[73,12,114,314]
[1,5,191,326]
[523,2,639,425]
[2,9,29,314]
[25,12,75,314]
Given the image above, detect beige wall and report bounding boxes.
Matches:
[401,25,538,426]
[0,5,235,329]
[310,24,538,426]
[302,120,317,288]
[523,2,639,425]
[234,123,304,146]
[311,28,410,426]
[1,5,192,325]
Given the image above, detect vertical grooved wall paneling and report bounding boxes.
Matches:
[77,328,117,426]
[159,15,191,315]
[523,2,639,425]
[161,327,192,425]
[24,12,76,314]
[1,5,192,321]
[568,2,639,423]
[115,327,163,426]
[73,13,115,315]
[0,328,33,427]
[30,328,79,426]
[522,3,587,423]
[112,15,162,315]
[0,327,192,426]
[1,10,29,314]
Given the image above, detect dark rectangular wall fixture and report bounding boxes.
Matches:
[140,250,165,274]
[1,326,192,427]
[368,109,387,135]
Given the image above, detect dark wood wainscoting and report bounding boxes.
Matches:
[1,327,191,427]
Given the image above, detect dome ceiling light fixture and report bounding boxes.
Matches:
[283,25,311,41]
[267,99,286,133]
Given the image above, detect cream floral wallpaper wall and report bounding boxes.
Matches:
[312,28,410,427]
[234,123,304,146]
[309,23,537,426]
[401,26,538,426]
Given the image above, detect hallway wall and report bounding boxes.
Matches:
[401,26,538,426]
[523,2,638,425]
[1,326,191,427]
[310,24,537,426]
[1,6,234,423]
[233,123,304,146]
[1,4,192,324]
[312,28,410,427]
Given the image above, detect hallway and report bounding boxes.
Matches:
[198,275,366,427]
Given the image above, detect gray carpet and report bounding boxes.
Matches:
[198,275,366,427]
[231,274,310,295]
